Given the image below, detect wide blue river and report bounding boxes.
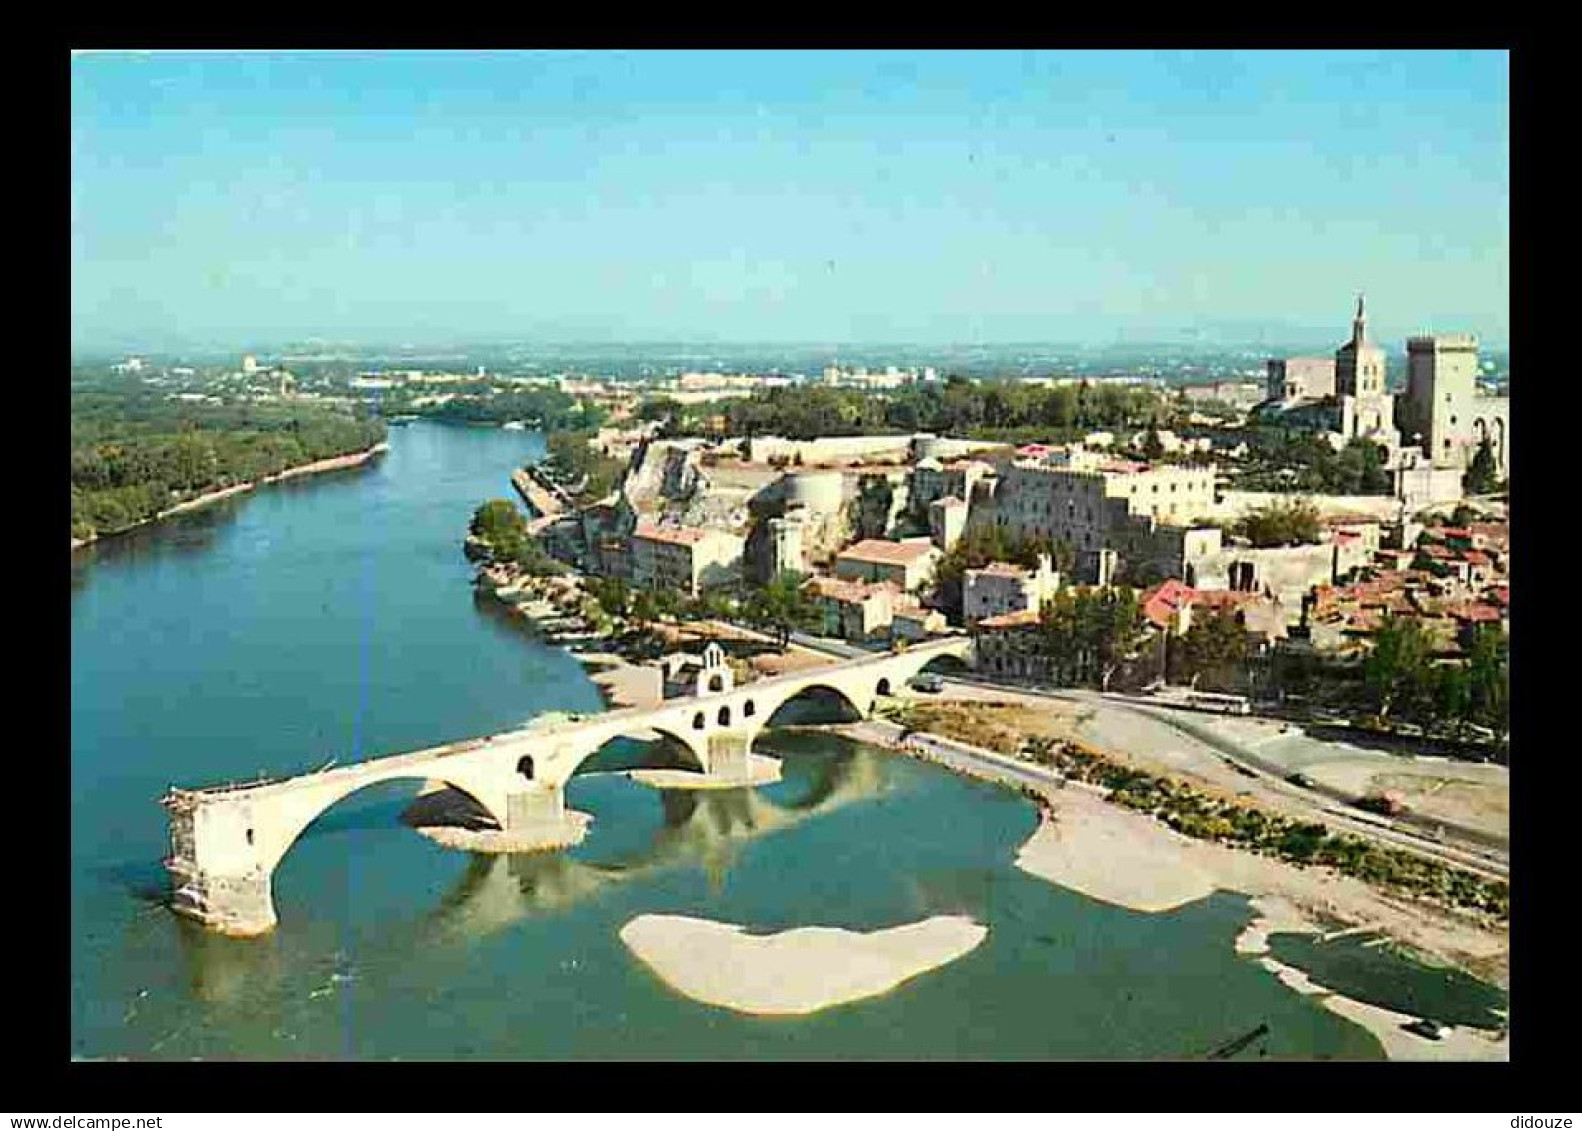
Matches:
[71,420,1479,1059]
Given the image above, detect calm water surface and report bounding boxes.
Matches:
[70,421,1476,1059]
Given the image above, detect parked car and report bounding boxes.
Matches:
[910,674,945,694]
[1286,772,1316,789]
[1404,1018,1447,1041]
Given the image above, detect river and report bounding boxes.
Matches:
[71,420,1464,1060]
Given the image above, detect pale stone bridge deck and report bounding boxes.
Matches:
[163,636,972,936]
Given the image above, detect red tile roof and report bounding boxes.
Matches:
[1141,579,1195,628]
[1468,521,1509,542]
[804,575,897,604]
[633,521,713,546]
[1444,602,1503,623]
[1192,590,1260,612]
[975,608,1041,630]
[837,539,937,566]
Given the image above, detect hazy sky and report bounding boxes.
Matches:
[71,49,1509,351]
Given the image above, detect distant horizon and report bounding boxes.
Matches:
[72,320,1510,362]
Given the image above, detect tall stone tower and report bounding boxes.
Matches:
[1336,294,1386,397]
[1334,295,1397,446]
[1401,334,1480,468]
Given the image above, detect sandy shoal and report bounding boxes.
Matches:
[1018,782,1508,990]
[1015,794,1218,913]
[619,913,987,1015]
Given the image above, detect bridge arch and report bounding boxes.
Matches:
[259,770,508,877]
[759,681,868,729]
[553,723,710,782]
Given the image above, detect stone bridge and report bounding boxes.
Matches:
[162,636,973,936]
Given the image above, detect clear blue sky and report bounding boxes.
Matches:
[71,49,1509,351]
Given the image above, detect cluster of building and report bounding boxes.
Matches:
[1259,297,1509,506]
[510,296,1508,687]
[819,365,939,389]
[1297,517,1509,655]
[1179,380,1267,410]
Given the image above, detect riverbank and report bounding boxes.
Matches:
[70,442,389,552]
[843,717,1509,996]
[1235,896,1507,1061]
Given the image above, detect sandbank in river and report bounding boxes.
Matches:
[619,913,987,1015]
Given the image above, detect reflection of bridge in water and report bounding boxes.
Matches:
[162,638,970,936]
[173,743,887,1002]
[420,745,887,940]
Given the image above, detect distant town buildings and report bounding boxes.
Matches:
[1265,357,1336,403]
[820,365,937,389]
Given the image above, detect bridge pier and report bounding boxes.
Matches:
[707,731,751,783]
[167,859,278,937]
[163,791,280,936]
[501,783,589,851]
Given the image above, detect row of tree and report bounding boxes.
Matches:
[1361,615,1509,738]
[583,571,821,650]
[540,432,627,503]
[1032,586,1147,689]
[641,376,1187,442]
[414,384,607,431]
[71,390,387,540]
[1236,430,1392,495]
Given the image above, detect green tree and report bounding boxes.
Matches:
[650,587,683,622]
[1170,607,1250,689]
[1464,438,1499,496]
[1141,427,1165,462]
[629,589,660,633]
[930,525,1056,622]
[1362,614,1434,721]
[1037,586,1145,689]
[589,576,631,621]
[1234,498,1323,547]
[1465,624,1509,737]
[743,571,821,650]
[1429,662,1473,738]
